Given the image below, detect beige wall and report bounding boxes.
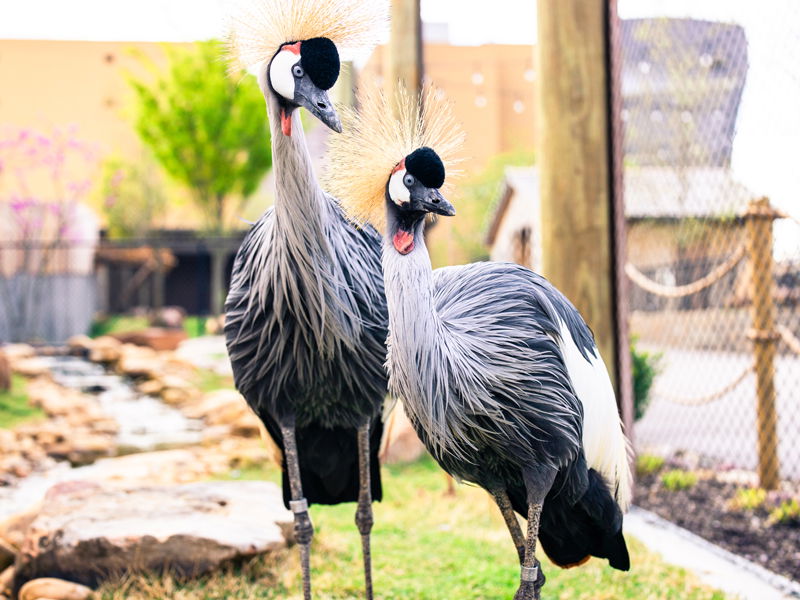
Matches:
[363,43,537,172]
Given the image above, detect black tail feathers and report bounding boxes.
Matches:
[510,468,630,571]
[262,416,383,508]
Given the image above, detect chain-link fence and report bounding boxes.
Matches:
[618,1,800,583]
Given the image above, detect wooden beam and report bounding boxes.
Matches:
[536,0,623,399]
[385,0,423,98]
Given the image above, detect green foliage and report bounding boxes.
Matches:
[631,337,661,421]
[128,40,271,232]
[182,316,207,339]
[432,150,535,266]
[101,455,730,599]
[99,156,167,239]
[661,469,698,492]
[767,499,800,526]
[636,454,666,477]
[728,488,767,512]
[0,375,44,429]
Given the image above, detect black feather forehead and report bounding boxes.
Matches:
[300,37,340,90]
[405,147,445,189]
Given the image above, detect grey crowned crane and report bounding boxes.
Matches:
[223,2,388,598]
[325,86,632,600]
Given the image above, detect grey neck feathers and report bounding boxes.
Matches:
[381,222,452,456]
[266,93,328,238]
[246,92,359,357]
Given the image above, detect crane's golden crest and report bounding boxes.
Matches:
[324,84,465,231]
[226,0,388,72]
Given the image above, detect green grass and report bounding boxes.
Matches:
[90,314,207,339]
[90,315,150,338]
[98,457,729,600]
[192,368,234,393]
[0,374,44,429]
[660,470,698,492]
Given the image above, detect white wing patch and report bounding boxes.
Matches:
[556,320,632,511]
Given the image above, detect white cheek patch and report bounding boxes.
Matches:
[389,169,411,205]
[269,50,299,100]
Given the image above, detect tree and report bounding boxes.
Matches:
[128,40,271,233]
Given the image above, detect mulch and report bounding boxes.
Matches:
[635,472,800,583]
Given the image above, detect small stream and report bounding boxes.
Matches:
[0,354,205,520]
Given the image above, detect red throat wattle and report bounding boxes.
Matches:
[280,108,292,136]
[393,230,415,255]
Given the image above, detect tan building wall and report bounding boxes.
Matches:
[0,39,205,229]
[363,43,537,172]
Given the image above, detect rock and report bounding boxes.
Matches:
[0,566,13,597]
[18,578,92,600]
[113,328,188,352]
[14,481,292,592]
[10,359,49,379]
[115,345,160,378]
[1,345,35,362]
[0,538,14,571]
[0,504,41,551]
[136,379,163,396]
[87,337,121,364]
[65,336,93,356]
[380,402,426,465]
[150,306,186,330]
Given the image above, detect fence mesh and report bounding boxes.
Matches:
[618,0,800,582]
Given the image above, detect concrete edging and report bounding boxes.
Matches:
[626,506,800,600]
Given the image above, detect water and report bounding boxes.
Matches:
[40,355,204,452]
[0,355,205,519]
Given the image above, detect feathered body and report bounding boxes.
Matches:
[384,240,630,568]
[223,3,390,597]
[328,84,632,581]
[225,95,388,506]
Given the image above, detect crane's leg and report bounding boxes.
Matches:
[356,422,375,600]
[281,424,314,600]
[490,489,525,563]
[514,465,557,600]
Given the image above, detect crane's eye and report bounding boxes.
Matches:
[292,64,304,78]
[403,173,415,187]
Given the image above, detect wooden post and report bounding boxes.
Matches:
[745,197,780,489]
[536,0,620,392]
[386,0,423,99]
[210,246,226,316]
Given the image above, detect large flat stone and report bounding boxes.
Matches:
[13,480,292,593]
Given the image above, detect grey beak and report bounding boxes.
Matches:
[419,188,455,217]
[295,79,342,133]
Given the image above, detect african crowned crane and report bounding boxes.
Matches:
[224,2,388,598]
[326,86,632,600]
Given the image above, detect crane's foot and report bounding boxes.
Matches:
[513,562,545,600]
[355,501,375,599]
[290,498,314,599]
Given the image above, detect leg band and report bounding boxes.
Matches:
[290,498,309,514]
[521,565,539,582]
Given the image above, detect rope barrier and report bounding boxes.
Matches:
[655,363,754,406]
[625,244,746,298]
[778,325,800,356]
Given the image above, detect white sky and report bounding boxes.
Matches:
[1,0,798,252]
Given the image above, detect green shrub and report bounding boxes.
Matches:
[631,337,661,421]
[636,454,665,477]
[660,469,697,491]
[767,499,800,526]
[729,487,767,512]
